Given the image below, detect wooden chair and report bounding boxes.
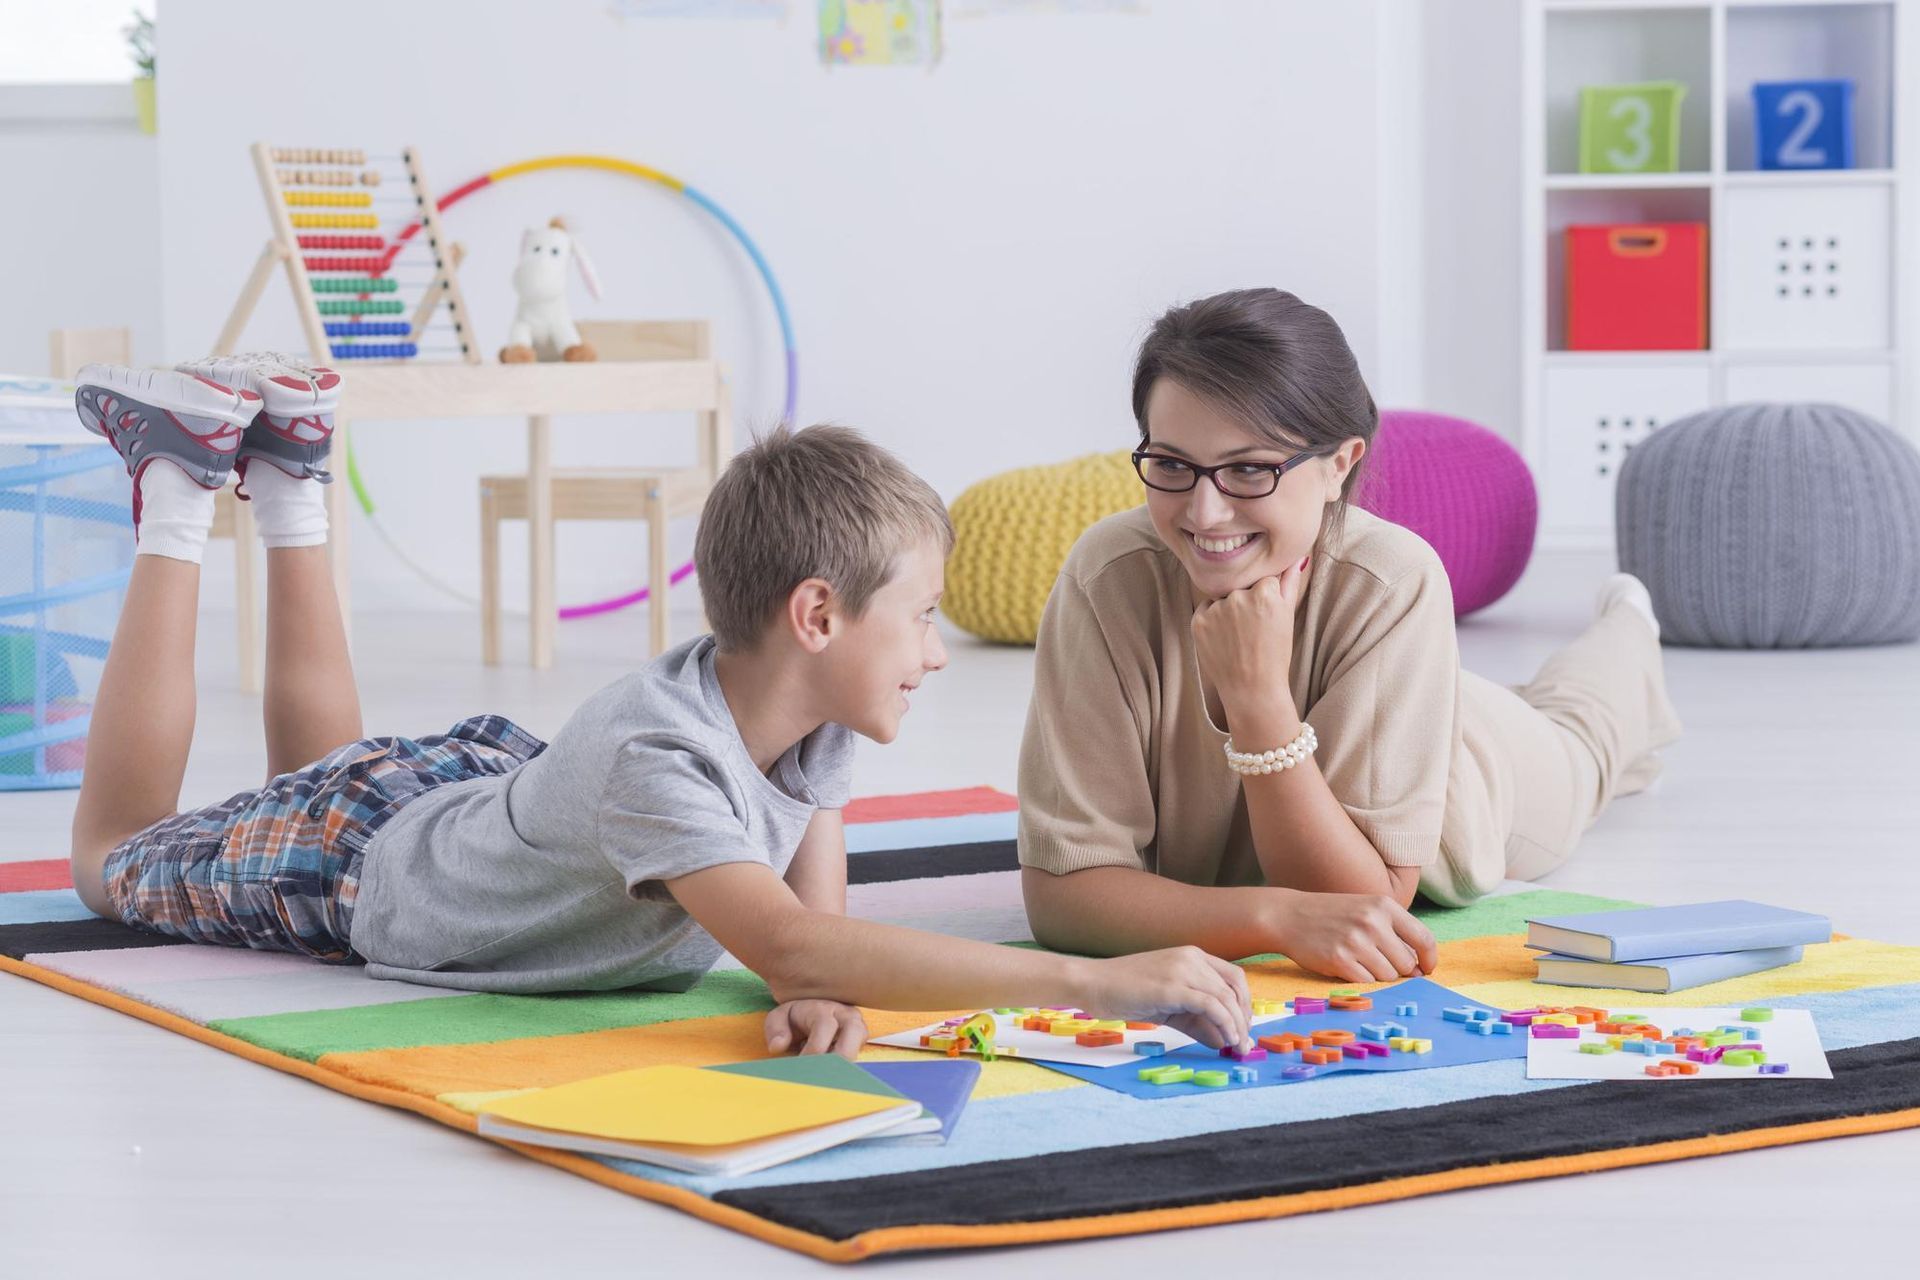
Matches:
[478,319,730,662]
[49,328,263,693]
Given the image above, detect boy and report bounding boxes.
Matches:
[70,359,1253,1058]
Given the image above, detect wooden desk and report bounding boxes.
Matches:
[329,360,728,668]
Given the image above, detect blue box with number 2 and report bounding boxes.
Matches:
[1752,79,1855,171]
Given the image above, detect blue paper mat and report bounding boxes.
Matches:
[1046,976,1526,1099]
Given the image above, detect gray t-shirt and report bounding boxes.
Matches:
[348,635,855,993]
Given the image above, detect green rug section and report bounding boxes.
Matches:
[204,891,1634,1062]
[1414,888,1641,943]
[208,968,776,1062]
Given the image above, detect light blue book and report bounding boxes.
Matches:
[1525,900,1830,963]
[1533,944,1805,993]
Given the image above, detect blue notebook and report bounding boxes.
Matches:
[1525,900,1831,963]
[851,1060,980,1147]
[1533,944,1805,993]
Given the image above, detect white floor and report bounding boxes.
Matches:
[3,549,1917,1277]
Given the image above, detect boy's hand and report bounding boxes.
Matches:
[1271,890,1437,982]
[1077,946,1253,1051]
[765,999,869,1059]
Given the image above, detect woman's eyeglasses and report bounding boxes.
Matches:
[1130,446,1331,499]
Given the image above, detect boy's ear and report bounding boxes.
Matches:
[785,577,838,654]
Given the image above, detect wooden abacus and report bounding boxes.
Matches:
[215,143,480,366]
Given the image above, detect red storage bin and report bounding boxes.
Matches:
[1566,222,1707,350]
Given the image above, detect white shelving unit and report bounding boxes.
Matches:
[1520,0,1918,547]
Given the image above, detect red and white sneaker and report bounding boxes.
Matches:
[74,365,258,528]
[175,352,341,492]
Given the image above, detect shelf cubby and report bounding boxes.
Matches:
[1523,0,1909,544]
[1725,2,1894,171]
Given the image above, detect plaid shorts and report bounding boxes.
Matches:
[102,715,546,961]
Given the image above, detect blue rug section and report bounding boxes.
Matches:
[0,888,96,926]
[604,979,1920,1197]
[845,812,1017,854]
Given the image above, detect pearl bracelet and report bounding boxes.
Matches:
[1223,722,1318,776]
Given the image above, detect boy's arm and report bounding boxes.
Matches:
[783,808,847,914]
[665,860,1253,1046]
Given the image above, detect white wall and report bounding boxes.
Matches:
[1413,0,1523,437]
[155,0,1395,616]
[0,85,162,373]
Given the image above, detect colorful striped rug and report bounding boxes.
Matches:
[6,786,1920,1262]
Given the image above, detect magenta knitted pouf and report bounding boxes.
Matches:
[1352,410,1538,618]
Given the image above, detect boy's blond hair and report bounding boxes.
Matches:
[694,424,953,652]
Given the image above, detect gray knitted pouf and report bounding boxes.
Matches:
[1616,402,1920,648]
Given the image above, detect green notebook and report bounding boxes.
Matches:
[708,1055,939,1138]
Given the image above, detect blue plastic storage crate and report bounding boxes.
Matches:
[0,377,133,790]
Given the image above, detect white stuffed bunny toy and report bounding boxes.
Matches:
[499,216,602,363]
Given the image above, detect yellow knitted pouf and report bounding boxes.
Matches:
[944,450,1142,645]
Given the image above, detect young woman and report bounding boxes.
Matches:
[1017,288,1681,984]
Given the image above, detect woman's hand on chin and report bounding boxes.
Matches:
[1192,554,1312,721]
[1264,886,1437,983]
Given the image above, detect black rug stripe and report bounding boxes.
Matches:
[717,1037,1920,1242]
[847,840,1017,885]
[0,917,187,960]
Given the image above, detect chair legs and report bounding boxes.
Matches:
[648,486,671,658]
[475,475,682,663]
[479,484,501,666]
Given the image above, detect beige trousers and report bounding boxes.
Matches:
[1453,601,1684,894]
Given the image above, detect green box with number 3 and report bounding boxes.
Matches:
[1579,81,1687,174]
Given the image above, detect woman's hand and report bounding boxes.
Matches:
[1192,555,1311,722]
[1268,889,1438,982]
[765,999,869,1059]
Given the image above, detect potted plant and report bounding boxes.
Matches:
[124,9,155,135]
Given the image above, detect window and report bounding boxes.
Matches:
[0,1,152,85]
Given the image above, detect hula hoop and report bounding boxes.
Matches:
[351,154,796,621]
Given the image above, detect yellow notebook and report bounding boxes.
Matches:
[473,1065,921,1176]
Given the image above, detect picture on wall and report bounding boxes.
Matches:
[819,0,942,66]
[608,0,787,16]
[950,0,1144,14]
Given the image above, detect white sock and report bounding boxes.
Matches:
[135,463,217,564]
[244,463,329,549]
[1597,572,1661,641]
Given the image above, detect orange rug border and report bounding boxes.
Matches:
[9,952,1920,1263]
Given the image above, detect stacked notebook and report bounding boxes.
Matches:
[474,1055,979,1177]
[1525,899,1831,993]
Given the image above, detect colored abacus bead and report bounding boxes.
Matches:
[305,257,391,273]
[297,235,384,251]
[290,213,379,229]
[316,299,406,315]
[285,191,373,208]
[328,342,419,360]
[323,321,411,337]
[312,277,398,293]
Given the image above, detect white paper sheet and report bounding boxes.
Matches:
[873,1009,1197,1068]
[1524,1006,1832,1081]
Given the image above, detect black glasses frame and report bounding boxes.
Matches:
[1130,445,1332,499]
